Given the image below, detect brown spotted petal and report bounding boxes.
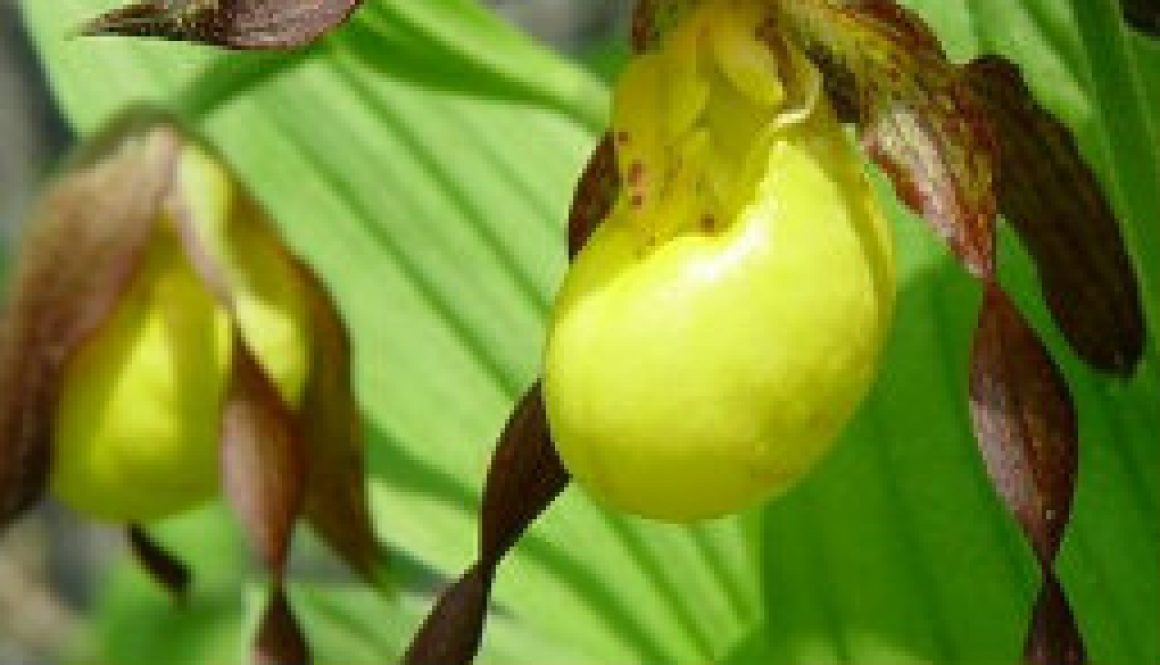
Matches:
[776,0,999,277]
[128,525,193,602]
[403,564,492,665]
[404,386,568,665]
[0,125,179,528]
[966,56,1145,375]
[970,283,1084,663]
[81,0,362,50]
[1122,0,1160,36]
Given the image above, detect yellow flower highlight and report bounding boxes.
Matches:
[544,0,896,521]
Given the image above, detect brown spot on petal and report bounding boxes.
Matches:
[627,160,646,187]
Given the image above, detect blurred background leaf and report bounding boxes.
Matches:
[11,0,1159,663]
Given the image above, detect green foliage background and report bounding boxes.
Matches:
[18,0,1160,663]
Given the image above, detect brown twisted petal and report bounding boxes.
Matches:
[81,0,362,50]
[403,387,568,665]
[256,585,312,665]
[1025,576,1086,665]
[966,56,1144,375]
[217,332,312,665]
[0,124,179,529]
[402,563,493,665]
[567,135,620,259]
[403,122,623,664]
[970,283,1085,664]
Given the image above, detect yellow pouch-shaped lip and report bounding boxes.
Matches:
[544,0,895,522]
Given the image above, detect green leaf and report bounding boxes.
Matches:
[18,0,1157,664]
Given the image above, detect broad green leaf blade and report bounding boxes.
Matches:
[21,1,757,663]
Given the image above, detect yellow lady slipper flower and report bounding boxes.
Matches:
[0,117,382,595]
[51,142,312,522]
[544,0,896,521]
[1,119,385,662]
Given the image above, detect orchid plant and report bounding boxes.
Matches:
[3,1,1156,664]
